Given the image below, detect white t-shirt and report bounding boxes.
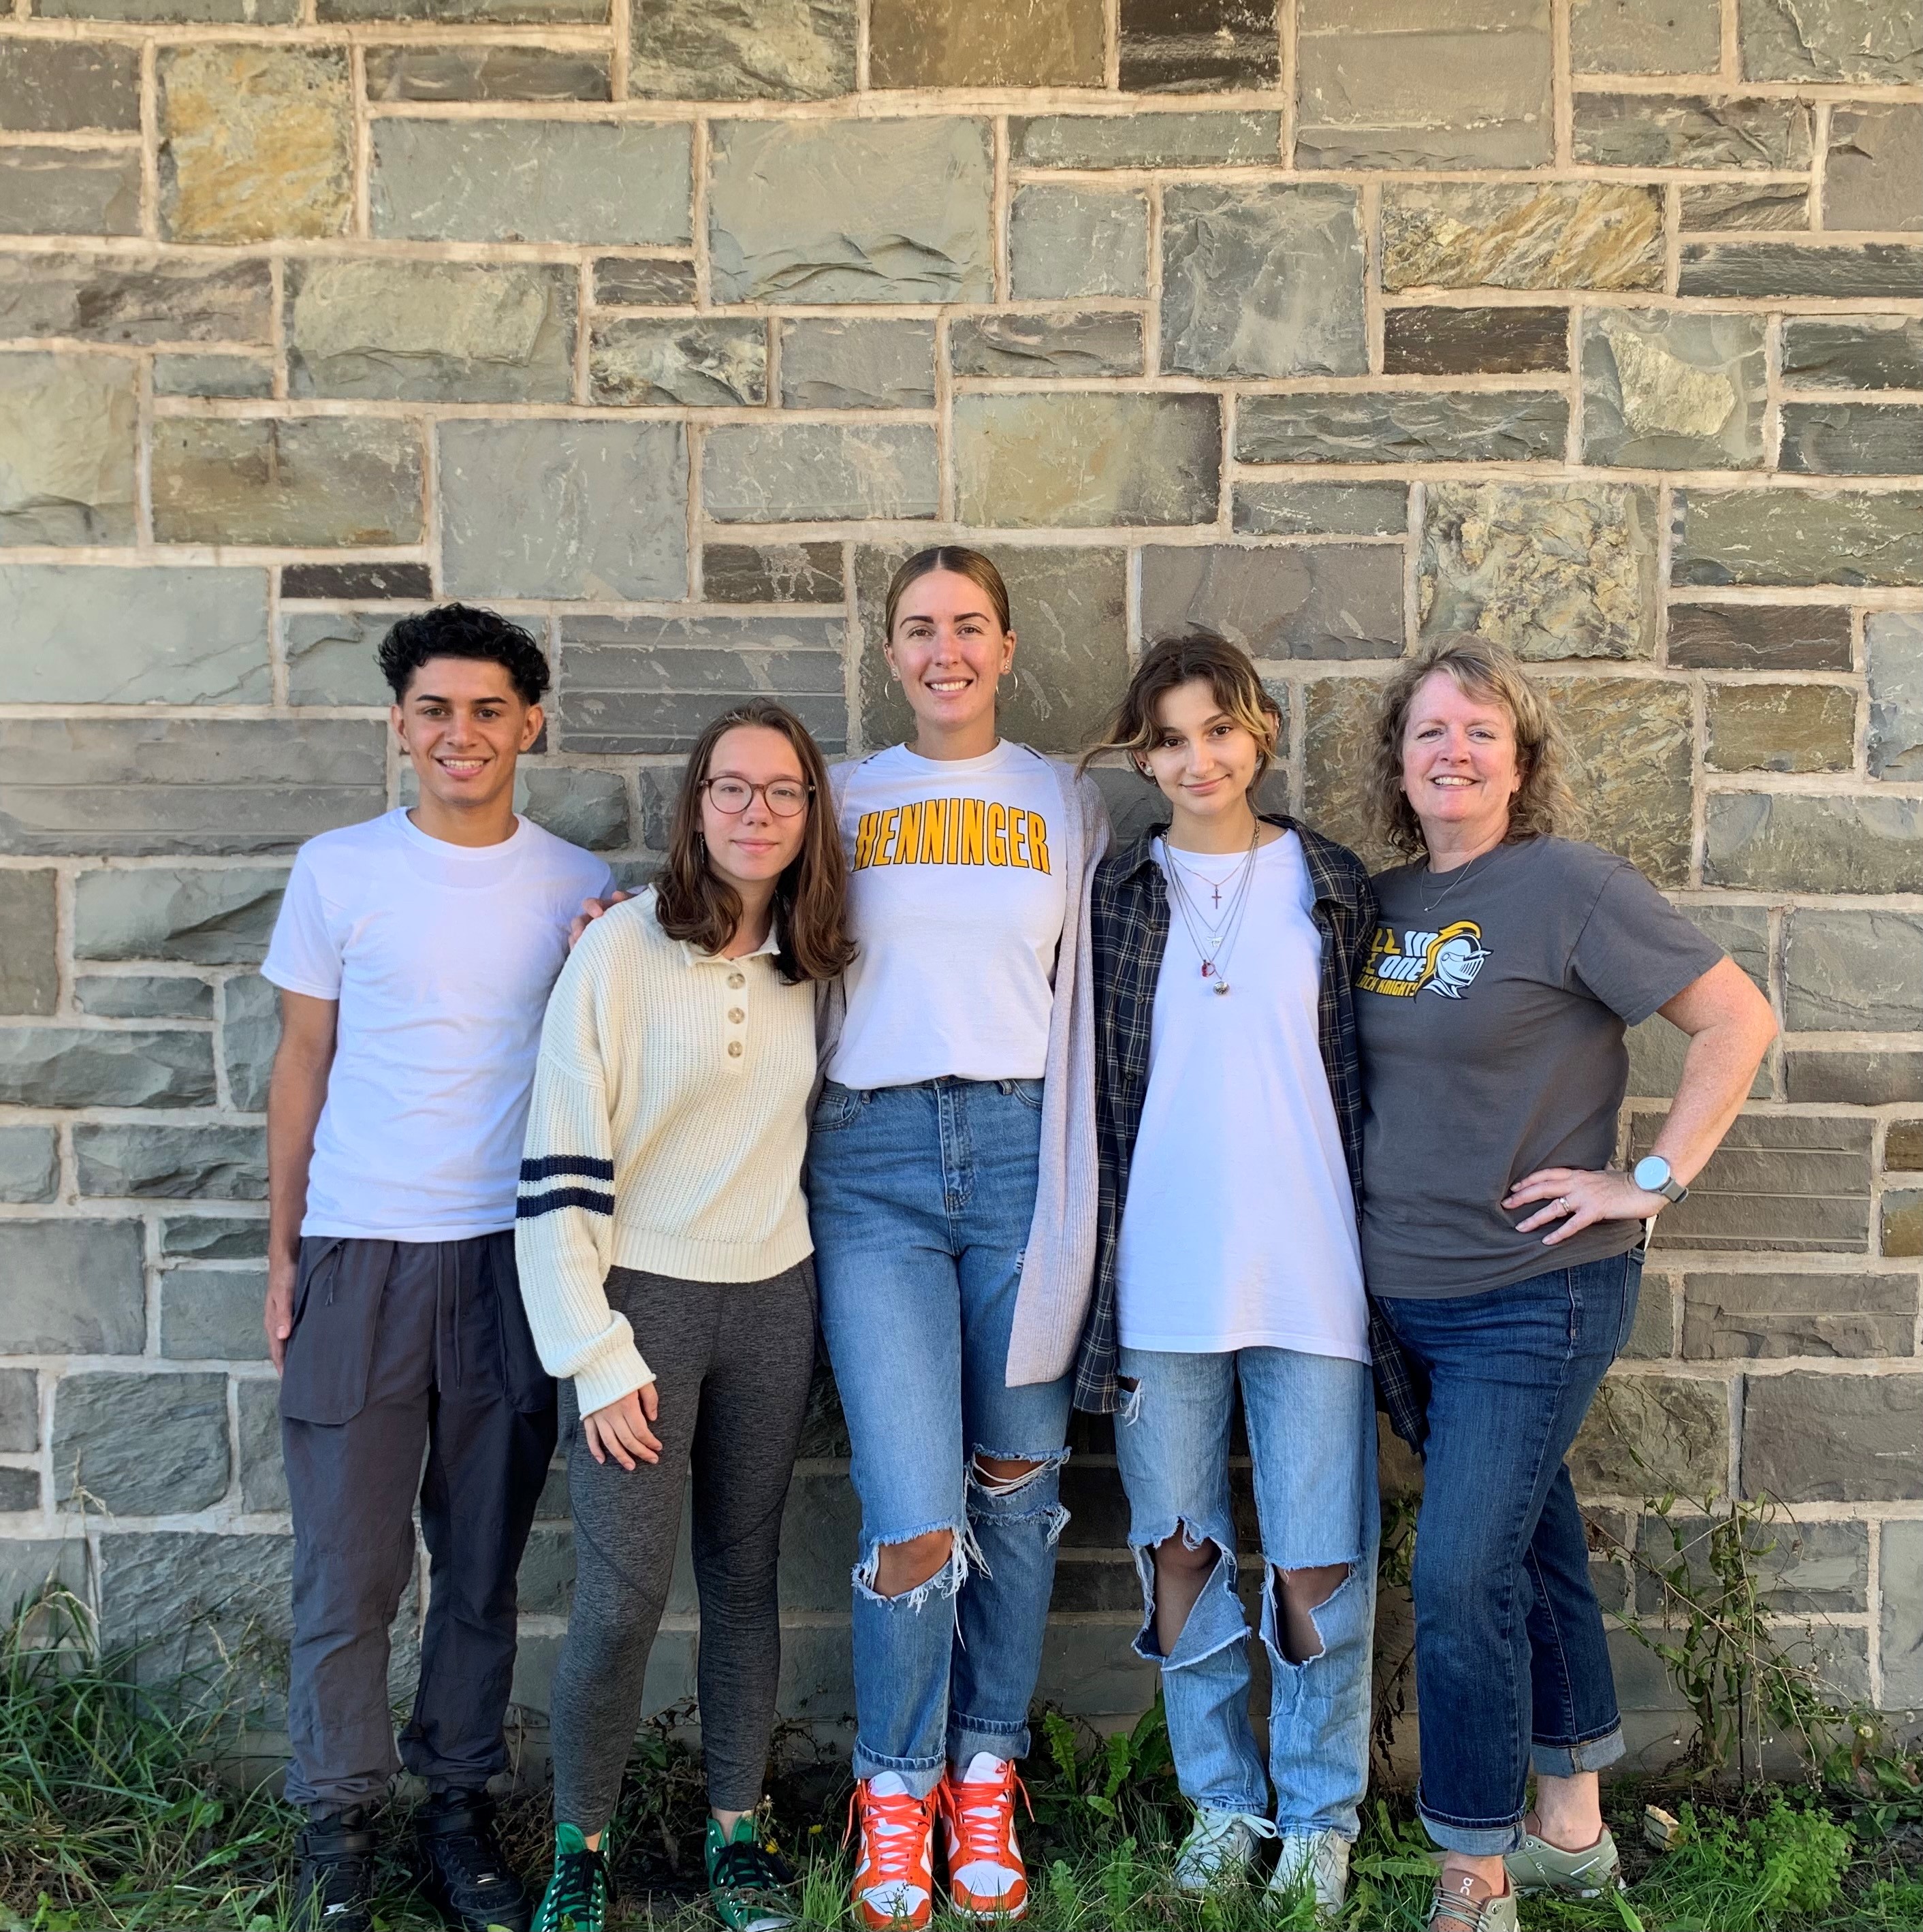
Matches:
[263,809,614,1242]
[1115,833,1368,1361]
[830,740,1068,1088]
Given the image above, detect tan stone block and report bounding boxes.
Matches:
[1886,1192,1923,1259]
[160,47,352,243]
[1706,682,1856,773]
[1887,1121,1923,1171]
[1302,677,1395,866]
[1537,673,1694,884]
[1571,0,1720,74]
[1382,181,1664,291]
[1571,1372,1730,1499]
[0,352,136,545]
[870,0,1105,88]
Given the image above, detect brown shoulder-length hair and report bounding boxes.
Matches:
[1367,635,1578,859]
[883,545,1013,638]
[1079,633,1282,787]
[654,702,855,984]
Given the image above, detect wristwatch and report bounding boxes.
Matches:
[1632,1154,1689,1205]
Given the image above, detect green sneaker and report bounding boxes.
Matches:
[533,1824,609,1932]
[705,1814,798,1932]
[1504,1823,1622,1897]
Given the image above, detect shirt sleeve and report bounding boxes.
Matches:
[1568,863,1729,1027]
[259,849,343,1000]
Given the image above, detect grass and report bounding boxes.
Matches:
[0,1590,1918,1932]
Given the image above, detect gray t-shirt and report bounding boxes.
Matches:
[1356,836,1724,1297]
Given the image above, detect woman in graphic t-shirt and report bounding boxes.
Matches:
[1075,635,1403,1917]
[811,545,1109,1931]
[1355,638,1776,1932]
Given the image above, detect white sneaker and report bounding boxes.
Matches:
[1172,1808,1276,1895]
[1269,1829,1350,1912]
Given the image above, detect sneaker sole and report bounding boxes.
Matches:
[943,1893,1028,1923]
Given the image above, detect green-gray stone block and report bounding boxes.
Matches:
[1673,489,1923,586]
[1787,1050,1923,1107]
[1570,0,1720,74]
[0,42,140,131]
[1705,793,1923,895]
[163,1216,268,1262]
[1580,310,1768,469]
[1140,544,1404,661]
[1779,401,1923,475]
[283,612,396,708]
[1570,1373,1730,1498]
[1011,110,1279,168]
[1573,93,1811,168]
[1743,1373,1923,1502]
[237,1378,285,1511]
[1627,903,1770,1099]
[704,542,844,603]
[439,419,688,599]
[0,871,56,1015]
[1786,910,1923,1031]
[703,423,937,523]
[592,256,697,306]
[1160,183,1365,379]
[0,1128,57,1205]
[0,351,137,544]
[0,1221,145,1353]
[1636,1510,1871,1611]
[161,1268,268,1361]
[364,45,611,101]
[629,0,857,100]
[1681,1274,1916,1365]
[1869,612,1923,781]
[1781,315,1923,390]
[1233,482,1408,537]
[708,117,991,304]
[1679,180,1811,232]
[151,353,273,400]
[0,1028,216,1109]
[0,251,270,345]
[1238,388,1566,463]
[1738,0,1923,82]
[75,866,287,964]
[1825,104,1923,232]
[588,317,766,406]
[776,319,936,409]
[0,146,141,236]
[1881,1521,1923,1708]
[1678,242,1923,298]
[76,974,213,1020]
[0,1369,36,1451]
[372,118,690,244]
[222,973,279,1113]
[949,311,1144,379]
[76,1123,267,1200]
[1008,186,1148,300]
[55,1373,230,1513]
[517,765,630,851]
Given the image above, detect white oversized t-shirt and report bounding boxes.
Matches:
[262,808,614,1242]
[1115,834,1368,1361]
[831,740,1068,1088]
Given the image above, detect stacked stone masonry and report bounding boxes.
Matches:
[1,0,1920,1766]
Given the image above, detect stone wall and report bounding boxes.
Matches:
[2,0,1921,1770]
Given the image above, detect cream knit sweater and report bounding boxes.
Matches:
[514,888,816,1415]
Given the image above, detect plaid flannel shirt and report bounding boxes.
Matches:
[1073,814,1427,1449]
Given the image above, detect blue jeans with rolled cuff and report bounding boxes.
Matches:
[1378,1250,1642,1856]
[809,1077,1073,1800]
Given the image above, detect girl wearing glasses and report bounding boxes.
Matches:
[516,702,853,1932]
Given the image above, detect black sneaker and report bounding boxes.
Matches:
[293,1809,377,1932]
[415,1790,533,1932]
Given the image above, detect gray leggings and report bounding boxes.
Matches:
[548,1261,817,1831]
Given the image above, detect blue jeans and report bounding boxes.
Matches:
[1113,1346,1378,1838]
[1378,1251,1642,1855]
[810,1077,1072,1799]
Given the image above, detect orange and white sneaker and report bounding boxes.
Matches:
[939,1754,1031,1921]
[847,1776,938,1931]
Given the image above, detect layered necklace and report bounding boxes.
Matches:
[1162,823,1260,996]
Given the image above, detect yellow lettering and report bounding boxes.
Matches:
[1008,810,1029,868]
[987,802,1008,866]
[878,807,902,865]
[919,797,947,864]
[945,797,962,864]
[897,802,923,866]
[855,812,879,870]
[1026,812,1051,874]
[961,798,986,866]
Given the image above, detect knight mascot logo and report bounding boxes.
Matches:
[1358,919,1492,1000]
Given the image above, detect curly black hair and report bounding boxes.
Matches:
[377,603,551,706]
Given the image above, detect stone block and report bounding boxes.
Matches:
[1787,910,1923,1030]
[1570,0,1720,72]
[1010,110,1280,167]
[1297,0,1553,170]
[222,972,279,1113]
[440,419,687,599]
[0,42,140,131]
[592,257,697,306]
[0,1222,144,1354]
[516,766,629,851]
[0,872,56,1015]
[0,717,383,858]
[1888,1122,1923,1172]
[75,866,287,964]
[289,564,433,605]
[320,0,597,14]
[1884,1192,1923,1259]
[1008,187,1148,300]
[1574,93,1811,168]
[703,543,843,604]
[1787,1050,1923,1106]
[0,1128,57,1205]
[856,544,1126,757]
[776,319,935,409]
[75,975,213,1020]
[0,1028,214,1109]
[588,318,765,406]
[1882,1519,1923,1709]
[97,1532,291,1701]
[1679,242,1923,298]
[0,146,140,236]
[703,424,936,524]
[1160,183,1365,379]
[236,1377,285,1512]
[1665,603,1851,671]
[288,258,575,405]
[708,118,991,304]
[1673,490,1923,588]
[1706,683,1855,773]
[1570,1373,1729,1498]
[1140,545,1403,661]
[1679,181,1811,231]
[1541,674,1695,883]
[1382,304,1568,374]
[1869,614,1923,780]
[152,418,423,548]
[871,0,1103,86]
[0,1371,35,1454]
[556,614,848,756]
[1743,1372,1923,1502]
[372,120,691,245]
[1824,105,1923,232]
[953,394,1219,528]
[1419,482,1659,662]
[1580,311,1767,470]
[283,612,397,708]
[1301,678,1391,864]
[364,46,611,101]
[1781,402,1923,475]
[161,1268,268,1361]
[1634,1511,1869,1614]
[1781,315,1923,390]
[56,1372,229,1513]
[628,0,857,101]
[164,1216,268,1261]
[1232,482,1408,537]
[152,353,273,400]
[0,1542,84,1621]
[75,1123,267,1199]
[44,0,296,13]
[1627,903,1770,1099]
[1382,183,1666,291]
[1238,389,1566,464]
[159,48,351,244]
[0,252,270,346]
[1636,1113,1871,1254]
[1622,1274,1677,1359]
[1118,0,1280,91]
[1738,0,1923,82]
[0,1470,39,1513]
[1681,1271,1917,1360]
[949,311,1143,379]
[0,351,136,545]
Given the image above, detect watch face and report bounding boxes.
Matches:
[1634,1156,1668,1192]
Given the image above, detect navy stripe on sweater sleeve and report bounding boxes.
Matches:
[517,1186,616,1220]
[520,1155,616,1183]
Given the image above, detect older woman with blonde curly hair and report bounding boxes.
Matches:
[1353,638,1775,1932]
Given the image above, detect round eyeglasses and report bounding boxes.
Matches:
[701,777,812,818]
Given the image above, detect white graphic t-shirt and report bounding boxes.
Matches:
[263,808,614,1241]
[830,740,1068,1088]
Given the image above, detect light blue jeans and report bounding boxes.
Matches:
[809,1077,1073,1799]
[1113,1346,1378,1837]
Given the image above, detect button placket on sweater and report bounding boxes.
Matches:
[723,963,748,1064]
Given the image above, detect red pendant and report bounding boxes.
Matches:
[1201,962,1215,978]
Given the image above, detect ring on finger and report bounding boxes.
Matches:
[1554,1195,1570,1214]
